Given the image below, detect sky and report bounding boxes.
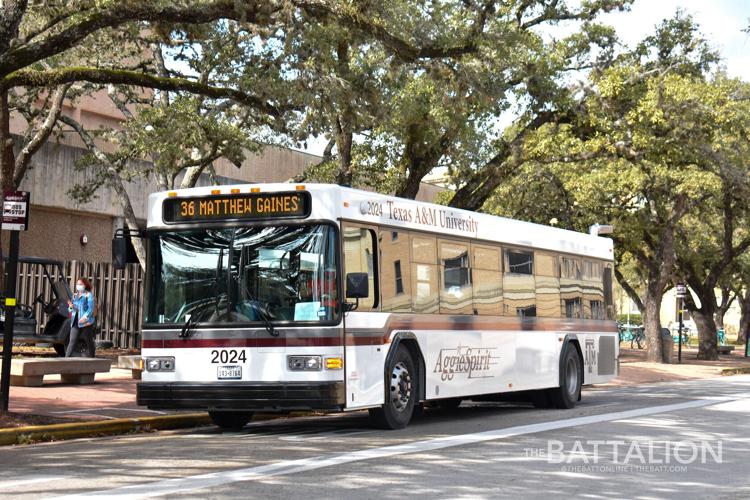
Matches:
[300,0,750,157]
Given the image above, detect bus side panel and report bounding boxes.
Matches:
[513,331,563,391]
[579,332,619,385]
[412,329,560,400]
[344,344,386,409]
[344,312,387,410]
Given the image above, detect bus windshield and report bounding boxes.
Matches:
[145,224,339,326]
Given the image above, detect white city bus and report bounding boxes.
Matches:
[135,183,618,429]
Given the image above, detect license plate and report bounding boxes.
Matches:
[217,365,242,380]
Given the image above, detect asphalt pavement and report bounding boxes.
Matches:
[2,375,750,499]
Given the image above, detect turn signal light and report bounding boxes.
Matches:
[325,357,343,370]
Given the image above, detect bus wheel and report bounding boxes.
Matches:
[53,344,65,357]
[209,411,253,431]
[369,345,416,429]
[547,344,582,409]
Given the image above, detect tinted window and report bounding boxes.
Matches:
[507,251,533,274]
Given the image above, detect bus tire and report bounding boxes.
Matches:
[53,344,66,357]
[547,343,582,409]
[209,411,253,431]
[369,345,416,430]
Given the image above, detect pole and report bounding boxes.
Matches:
[0,230,19,412]
[678,297,684,364]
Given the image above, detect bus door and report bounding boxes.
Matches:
[341,223,384,409]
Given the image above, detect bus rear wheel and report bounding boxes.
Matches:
[369,345,417,430]
[209,411,253,431]
[547,344,582,409]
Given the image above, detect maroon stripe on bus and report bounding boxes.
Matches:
[142,337,384,349]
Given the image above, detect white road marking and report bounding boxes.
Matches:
[51,395,740,500]
[0,476,65,489]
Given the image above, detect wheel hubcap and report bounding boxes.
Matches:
[390,361,412,412]
[565,357,578,395]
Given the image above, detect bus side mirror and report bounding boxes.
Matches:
[346,272,369,299]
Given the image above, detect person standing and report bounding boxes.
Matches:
[66,278,96,357]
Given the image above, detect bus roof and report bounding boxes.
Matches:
[146,183,613,260]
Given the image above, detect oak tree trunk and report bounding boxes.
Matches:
[642,284,664,363]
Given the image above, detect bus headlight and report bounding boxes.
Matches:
[287,355,322,371]
[145,357,175,372]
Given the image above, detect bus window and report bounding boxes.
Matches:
[603,263,614,320]
[504,249,535,316]
[560,256,582,319]
[439,240,473,314]
[582,260,603,319]
[472,244,502,315]
[411,234,438,314]
[381,229,412,312]
[342,226,378,310]
[535,252,560,317]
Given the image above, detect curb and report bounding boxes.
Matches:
[720,367,750,376]
[0,410,316,446]
[0,412,211,446]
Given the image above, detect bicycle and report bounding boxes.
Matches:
[630,327,646,349]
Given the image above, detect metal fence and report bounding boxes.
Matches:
[15,260,144,348]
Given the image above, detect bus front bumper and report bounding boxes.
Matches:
[137,381,345,411]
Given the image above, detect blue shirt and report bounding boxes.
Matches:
[71,291,95,328]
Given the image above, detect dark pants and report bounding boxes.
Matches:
[66,325,95,358]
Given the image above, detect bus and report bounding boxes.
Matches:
[133,183,618,430]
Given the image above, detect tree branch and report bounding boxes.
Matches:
[3,67,287,117]
[13,83,70,187]
[59,113,146,268]
[0,1,276,75]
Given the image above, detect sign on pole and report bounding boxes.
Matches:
[2,191,30,231]
[676,283,687,299]
[0,191,29,413]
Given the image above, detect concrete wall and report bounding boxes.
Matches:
[2,206,116,263]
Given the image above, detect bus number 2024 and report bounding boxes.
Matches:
[210,349,247,364]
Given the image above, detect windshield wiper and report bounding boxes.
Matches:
[179,313,200,338]
[250,300,277,337]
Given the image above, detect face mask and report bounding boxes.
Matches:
[76,284,85,292]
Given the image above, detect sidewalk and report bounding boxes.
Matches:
[604,346,750,386]
[6,367,157,422]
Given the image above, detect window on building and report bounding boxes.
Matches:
[517,305,537,317]
[394,260,404,295]
[380,229,411,312]
[440,240,473,314]
[411,234,438,314]
[472,245,502,315]
[565,298,582,319]
[507,250,533,275]
[590,300,604,320]
[535,252,560,317]
[504,249,535,316]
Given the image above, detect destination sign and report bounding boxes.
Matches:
[162,191,310,224]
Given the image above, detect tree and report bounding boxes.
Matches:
[2,1,491,193]
[481,13,722,362]
[668,75,750,359]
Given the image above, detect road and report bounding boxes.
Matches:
[2,375,750,499]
